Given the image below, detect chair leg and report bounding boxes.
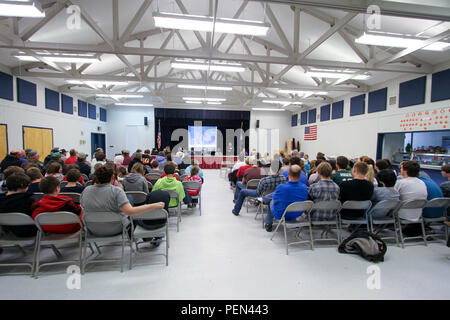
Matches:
[78,233,83,273]
[129,237,133,270]
[31,238,39,278]
[199,195,202,216]
[166,231,169,266]
[398,218,405,249]
[393,221,400,247]
[309,224,314,251]
[270,220,282,241]
[420,219,428,247]
[120,234,125,273]
[82,240,88,275]
[283,221,288,255]
[34,234,42,279]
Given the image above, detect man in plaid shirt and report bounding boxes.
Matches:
[232,160,286,215]
[308,162,340,221]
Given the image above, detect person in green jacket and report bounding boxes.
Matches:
[152,162,192,207]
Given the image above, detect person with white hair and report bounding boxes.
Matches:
[114,155,125,168]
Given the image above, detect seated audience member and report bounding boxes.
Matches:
[1,166,25,193]
[0,173,38,237]
[371,169,400,218]
[303,154,310,174]
[63,164,85,185]
[26,167,43,193]
[308,162,340,221]
[155,151,167,167]
[60,169,85,193]
[74,152,91,177]
[280,156,290,173]
[394,161,428,223]
[148,160,164,175]
[316,152,326,161]
[331,156,353,185]
[308,159,324,185]
[122,163,149,194]
[233,157,264,202]
[265,165,308,231]
[160,161,180,179]
[26,150,44,173]
[184,159,204,180]
[31,176,82,234]
[117,167,128,182]
[114,155,125,169]
[142,149,152,165]
[441,164,450,198]
[0,150,23,172]
[339,162,374,219]
[152,162,191,207]
[43,152,66,173]
[228,156,246,187]
[151,148,158,155]
[282,156,308,186]
[360,156,377,186]
[104,162,123,189]
[418,174,444,219]
[375,159,390,173]
[80,166,165,237]
[122,150,132,166]
[89,163,103,181]
[45,162,63,181]
[60,149,68,163]
[184,166,203,208]
[236,157,251,180]
[232,160,286,216]
[91,153,107,174]
[65,149,78,165]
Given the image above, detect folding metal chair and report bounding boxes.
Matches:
[130,209,169,268]
[367,199,402,246]
[59,192,81,204]
[182,181,202,216]
[244,179,261,213]
[254,189,275,228]
[147,173,161,186]
[125,191,148,204]
[0,213,37,276]
[82,211,132,273]
[270,201,314,255]
[422,198,450,243]
[310,200,342,245]
[166,190,181,232]
[396,199,428,248]
[34,212,83,278]
[147,181,153,191]
[339,200,372,233]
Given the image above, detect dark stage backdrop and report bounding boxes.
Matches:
[154,108,250,154]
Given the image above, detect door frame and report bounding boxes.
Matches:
[22,125,54,151]
[0,123,9,157]
[91,132,106,156]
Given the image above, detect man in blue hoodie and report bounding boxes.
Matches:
[265,165,308,232]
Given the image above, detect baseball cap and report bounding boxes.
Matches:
[51,152,62,159]
[61,149,67,153]
[51,147,60,153]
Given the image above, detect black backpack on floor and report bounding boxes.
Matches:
[338,230,387,263]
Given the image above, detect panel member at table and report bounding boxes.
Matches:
[226,142,234,155]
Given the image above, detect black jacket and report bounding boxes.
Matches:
[128,159,148,174]
[74,161,91,177]
[0,192,38,237]
[0,155,23,172]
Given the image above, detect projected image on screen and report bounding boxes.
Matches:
[188,126,217,150]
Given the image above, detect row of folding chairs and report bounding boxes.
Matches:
[0,209,169,277]
[265,198,450,255]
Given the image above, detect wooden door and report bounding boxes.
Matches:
[0,124,7,161]
[23,126,53,159]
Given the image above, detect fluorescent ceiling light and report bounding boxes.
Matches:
[115,103,154,107]
[182,97,226,102]
[96,94,144,99]
[68,80,128,87]
[14,54,101,63]
[306,70,371,80]
[278,90,328,97]
[185,101,202,104]
[262,100,302,105]
[172,60,245,72]
[153,12,270,36]
[355,32,450,51]
[177,84,233,91]
[252,108,286,111]
[206,102,222,105]
[0,0,45,18]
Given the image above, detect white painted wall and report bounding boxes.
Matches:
[290,67,450,160]
[249,110,292,155]
[106,106,155,159]
[0,72,106,159]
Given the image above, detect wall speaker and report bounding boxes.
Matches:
[256,120,260,128]
[144,116,148,126]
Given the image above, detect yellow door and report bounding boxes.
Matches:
[23,127,53,160]
[0,124,7,161]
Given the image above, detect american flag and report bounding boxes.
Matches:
[157,119,161,149]
[304,125,317,140]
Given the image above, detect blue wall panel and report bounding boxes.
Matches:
[332,100,344,119]
[88,104,96,120]
[17,78,37,106]
[0,71,13,101]
[61,94,73,114]
[399,76,426,108]
[45,88,60,111]
[78,100,87,117]
[350,94,365,116]
[431,68,450,102]
[308,108,316,124]
[320,104,331,122]
[368,87,387,113]
[100,107,107,122]
[300,111,307,125]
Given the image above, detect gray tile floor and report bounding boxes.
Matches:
[0,169,449,299]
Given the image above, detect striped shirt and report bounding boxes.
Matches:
[256,174,286,197]
[308,179,340,221]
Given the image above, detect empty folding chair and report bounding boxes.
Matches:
[422,198,450,243]
[270,201,314,255]
[130,209,169,268]
[59,192,81,204]
[182,181,202,216]
[82,211,133,273]
[125,191,148,205]
[367,199,401,246]
[244,179,260,213]
[396,199,428,248]
[310,200,342,245]
[339,200,372,233]
[0,213,37,276]
[34,212,83,278]
[166,190,181,232]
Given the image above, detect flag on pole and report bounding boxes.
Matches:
[157,119,162,149]
[304,125,317,141]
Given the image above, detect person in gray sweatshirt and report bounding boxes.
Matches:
[122,162,149,194]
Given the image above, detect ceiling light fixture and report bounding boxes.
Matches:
[68,80,129,87]
[305,69,371,80]
[182,97,226,102]
[172,60,245,72]
[96,94,144,99]
[262,100,302,105]
[277,90,329,97]
[252,108,286,111]
[185,101,202,104]
[14,54,101,64]
[115,103,154,107]
[0,0,45,18]
[153,12,270,36]
[177,84,233,91]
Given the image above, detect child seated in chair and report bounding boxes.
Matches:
[184,165,202,208]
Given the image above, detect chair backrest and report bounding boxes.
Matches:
[81,174,89,182]
[246,179,260,189]
[0,212,35,226]
[341,200,372,212]
[125,191,148,204]
[424,198,450,209]
[131,209,168,221]
[284,200,314,214]
[82,211,124,236]
[60,192,81,203]
[399,199,428,210]
[34,211,82,230]
[82,211,123,224]
[311,200,342,212]
[182,181,201,189]
[33,192,45,201]
[166,190,180,204]
[147,173,161,181]
[367,199,401,217]
[147,181,153,190]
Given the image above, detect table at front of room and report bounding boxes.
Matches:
[192,156,238,169]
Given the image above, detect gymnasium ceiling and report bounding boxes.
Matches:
[0,0,449,111]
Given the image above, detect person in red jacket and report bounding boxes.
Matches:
[65,149,78,165]
[32,176,82,234]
